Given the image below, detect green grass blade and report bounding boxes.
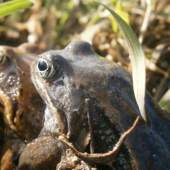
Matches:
[0,0,34,18]
[94,0,146,121]
[159,89,170,113]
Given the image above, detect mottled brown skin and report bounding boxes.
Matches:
[18,136,94,170]
[18,136,63,170]
[18,134,94,170]
[30,40,170,170]
[0,106,4,164]
[0,43,45,170]
[1,139,24,170]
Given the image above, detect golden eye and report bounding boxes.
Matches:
[37,58,55,78]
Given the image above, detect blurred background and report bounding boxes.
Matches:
[0,0,170,112]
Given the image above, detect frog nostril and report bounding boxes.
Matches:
[38,60,48,71]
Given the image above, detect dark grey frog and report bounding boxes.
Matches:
[19,40,170,170]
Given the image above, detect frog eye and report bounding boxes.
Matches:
[37,59,55,78]
[0,49,10,67]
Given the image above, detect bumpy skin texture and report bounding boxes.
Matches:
[30,40,170,170]
[18,136,63,170]
[0,43,45,170]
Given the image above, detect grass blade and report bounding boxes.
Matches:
[0,0,34,18]
[159,89,170,113]
[94,0,146,121]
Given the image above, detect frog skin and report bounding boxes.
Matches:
[30,40,170,170]
[18,136,63,170]
[0,43,45,170]
[0,106,4,155]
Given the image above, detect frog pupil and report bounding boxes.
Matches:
[38,60,48,71]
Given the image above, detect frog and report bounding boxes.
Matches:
[0,43,46,170]
[29,40,170,170]
[0,106,4,155]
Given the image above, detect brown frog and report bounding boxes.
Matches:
[0,43,45,170]
[0,106,4,155]
[28,40,170,170]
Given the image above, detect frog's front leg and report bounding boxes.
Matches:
[59,116,139,167]
[0,139,24,170]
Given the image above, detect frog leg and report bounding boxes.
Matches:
[0,139,24,170]
[59,116,139,166]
